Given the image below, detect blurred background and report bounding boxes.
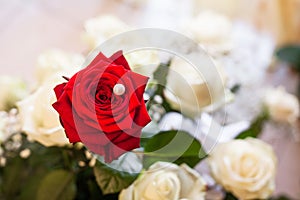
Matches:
[1,0,300,80]
[0,0,299,198]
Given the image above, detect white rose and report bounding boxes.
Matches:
[17,75,69,147]
[35,49,84,84]
[82,15,130,49]
[209,138,277,200]
[0,76,27,111]
[264,86,299,124]
[165,57,233,118]
[119,162,207,200]
[183,11,233,53]
[125,50,160,77]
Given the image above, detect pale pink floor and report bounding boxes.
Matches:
[0,0,299,198]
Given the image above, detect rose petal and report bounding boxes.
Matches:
[129,71,149,100]
[110,50,131,70]
[133,102,152,127]
[53,83,66,99]
[87,52,111,69]
[52,92,80,142]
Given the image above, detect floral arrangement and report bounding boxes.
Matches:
[0,12,299,200]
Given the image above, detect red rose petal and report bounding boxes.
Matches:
[133,101,152,127]
[109,50,131,70]
[129,71,149,100]
[52,96,81,143]
[86,52,111,69]
[88,135,140,163]
[53,83,66,99]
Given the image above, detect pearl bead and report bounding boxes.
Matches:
[113,84,125,95]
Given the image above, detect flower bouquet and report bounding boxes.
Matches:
[0,14,298,200]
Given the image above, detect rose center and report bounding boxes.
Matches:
[99,94,108,101]
[240,154,257,176]
[157,178,173,195]
[95,85,112,104]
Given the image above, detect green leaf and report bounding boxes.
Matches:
[276,45,300,71]
[146,60,173,112]
[93,160,138,195]
[230,84,241,94]
[224,192,238,200]
[1,155,50,200]
[74,167,102,200]
[0,136,70,199]
[153,60,171,91]
[140,121,160,147]
[36,170,76,200]
[143,130,206,168]
[1,157,24,198]
[17,167,50,200]
[235,108,269,139]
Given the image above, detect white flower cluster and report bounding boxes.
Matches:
[0,109,21,142]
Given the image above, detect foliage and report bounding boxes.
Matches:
[276,45,300,97]
[235,108,269,139]
[143,130,206,168]
[276,45,300,71]
[93,161,138,195]
[0,134,115,200]
[146,60,173,113]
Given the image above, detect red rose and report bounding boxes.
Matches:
[52,51,151,162]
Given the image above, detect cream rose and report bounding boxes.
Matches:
[35,49,84,84]
[209,138,277,199]
[119,162,207,200]
[183,11,233,53]
[0,76,27,111]
[17,75,69,147]
[165,57,233,118]
[264,86,299,124]
[82,15,130,49]
[125,50,160,77]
